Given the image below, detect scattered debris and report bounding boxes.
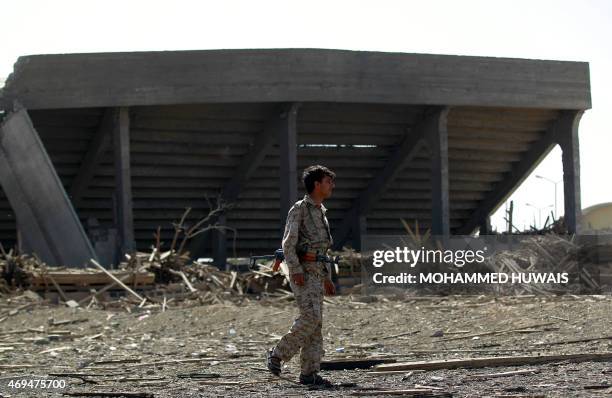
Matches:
[485,234,602,294]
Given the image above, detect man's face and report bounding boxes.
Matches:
[315,176,335,199]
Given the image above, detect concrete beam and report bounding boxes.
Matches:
[333,108,444,249]
[188,105,295,261]
[457,115,573,235]
[70,108,113,208]
[222,106,291,202]
[0,109,97,266]
[0,50,591,110]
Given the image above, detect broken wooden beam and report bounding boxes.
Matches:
[90,260,144,302]
[167,268,197,293]
[373,352,612,372]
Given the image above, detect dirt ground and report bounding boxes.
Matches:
[1,293,611,397]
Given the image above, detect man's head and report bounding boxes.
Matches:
[303,165,335,199]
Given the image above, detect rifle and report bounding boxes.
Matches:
[249,249,340,272]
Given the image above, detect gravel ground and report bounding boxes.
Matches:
[1,293,611,397]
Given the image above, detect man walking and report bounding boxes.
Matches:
[267,165,337,386]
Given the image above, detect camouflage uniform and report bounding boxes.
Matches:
[272,194,333,375]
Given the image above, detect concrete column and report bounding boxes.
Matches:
[279,103,300,227]
[427,108,450,236]
[556,110,584,234]
[113,107,135,255]
[212,214,228,269]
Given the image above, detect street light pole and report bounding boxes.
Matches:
[536,175,562,219]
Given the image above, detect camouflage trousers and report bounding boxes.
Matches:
[272,269,324,375]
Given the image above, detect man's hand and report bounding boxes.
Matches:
[292,273,305,286]
[324,279,336,296]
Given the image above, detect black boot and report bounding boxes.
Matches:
[266,349,281,375]
[299,372,333,387]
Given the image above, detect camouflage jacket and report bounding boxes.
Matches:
[282,194,333,278]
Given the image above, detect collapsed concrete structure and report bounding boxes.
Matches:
[0,49,591,266]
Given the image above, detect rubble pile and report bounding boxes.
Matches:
[485,234,600,294]
[0,248,291,309]
[2,231,612,308]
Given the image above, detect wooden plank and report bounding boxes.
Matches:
[1,49,591,109]
[28,270,155,288]
[0,109,97,267]
[70,108,114,207]
[373,352,612,372]
[320,357,396,370]
[113,107,135,254]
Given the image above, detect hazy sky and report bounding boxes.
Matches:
[2,0,610,231]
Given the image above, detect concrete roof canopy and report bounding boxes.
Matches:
[0,49,591,264]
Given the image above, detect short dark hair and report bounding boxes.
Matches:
[302,165,335,193]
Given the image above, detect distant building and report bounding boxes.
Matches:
[583,203,612,231]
